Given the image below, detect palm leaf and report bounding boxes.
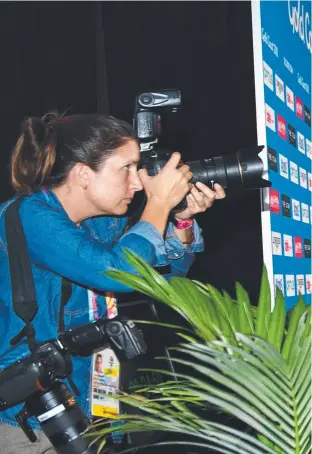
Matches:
[235,282,254,334]
[99,250,311,453]
[107,250,228,342]
[255,266,271,341]
[107,250,253,346]
[89,314,311,453]
[268,288,286,351]
[169,277,223,342]
[281,295,307,360]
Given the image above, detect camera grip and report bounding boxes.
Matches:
[0,358,45,409]
[141,152,188,213]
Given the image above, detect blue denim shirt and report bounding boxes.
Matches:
[0,189,204,428]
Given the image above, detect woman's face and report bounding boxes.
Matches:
[96,356,102,372]
[86,139,143,216]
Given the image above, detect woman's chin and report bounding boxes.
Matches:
[113,202,130,215]
[98,199,131,217]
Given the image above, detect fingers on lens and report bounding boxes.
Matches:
[179,164,190,174]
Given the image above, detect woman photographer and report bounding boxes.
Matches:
[0,112,225,453]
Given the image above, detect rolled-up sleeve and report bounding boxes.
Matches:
[123,219,204,278]
[162,220,205,277]
[122,220,168,265]
[165,220,204,258]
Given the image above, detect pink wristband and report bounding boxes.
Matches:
[172,218,194,230]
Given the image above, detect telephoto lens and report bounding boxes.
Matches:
[26,382,97,454]
[142,146,271,192]
[186,146,271,191]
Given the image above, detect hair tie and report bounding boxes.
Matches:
[40,113,58,151]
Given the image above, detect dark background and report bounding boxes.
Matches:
[0,1,263,303]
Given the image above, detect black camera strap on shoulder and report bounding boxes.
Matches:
[5,196,38,352]
[5,196,72,353]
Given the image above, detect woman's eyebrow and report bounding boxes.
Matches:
[124,159,140,165]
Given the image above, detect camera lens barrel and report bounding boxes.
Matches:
[143,146,270,196]
[187,147,270,191]
[27,383,96,454]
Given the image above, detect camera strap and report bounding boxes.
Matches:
[5,196,74,349]
[5,196,38,352]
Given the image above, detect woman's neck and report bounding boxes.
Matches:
[51,185,95,224]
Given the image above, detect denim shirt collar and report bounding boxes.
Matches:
[41,187,64,210]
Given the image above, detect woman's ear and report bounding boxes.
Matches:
[72,163,91,190]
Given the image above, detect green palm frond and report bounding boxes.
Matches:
[106,249,253,344]
[89,314,311,454]
[106,249,309,351]
[107,250,225,342]
[93,249,312,454]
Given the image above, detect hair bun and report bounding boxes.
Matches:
[41,111,59,125]
[41,111,60,138]
[22,117,47,147]
[20,111,59,147]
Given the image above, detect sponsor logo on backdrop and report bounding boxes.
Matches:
[306,275,312,294]
[288,123,296,146]
[286,86,294,110]
[269,189,280,213]
[272,232,282,255]
[304,105,311,126]
[296,275,305,295]
[308,172,312,191]
[292,199,301,221]
[262,29,279,57]
[295,96,303,118]
[268,147,278,172]
[286,275,295,297]
[288,0,312,54]
[263,61,274,90]
[283,234,293,257]
[277,115,286,139]
[284,57,293,74]
[275,74,285,101]
[304,239,311,258]
[279,154,289,179]
[306,138,312,159]
[290,161,299,184]
[310,206,312,224]
[299,167,307,188]
[294,237,303,258]
[301,203,309,223]
[282,194,291,217]
[297,131,305,154]
[274,275,284,294]
[265,104,276,131]
[297,74,309,94]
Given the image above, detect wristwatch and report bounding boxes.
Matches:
[171,217,194,230]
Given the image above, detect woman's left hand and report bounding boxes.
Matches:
[174,182,226,220]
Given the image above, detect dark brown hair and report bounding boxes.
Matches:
[11,112,137,194]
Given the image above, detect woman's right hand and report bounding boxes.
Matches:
[138,152,193,212]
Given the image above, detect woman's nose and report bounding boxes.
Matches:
[131,173,143,191]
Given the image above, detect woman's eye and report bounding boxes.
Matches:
[124,165,131,171]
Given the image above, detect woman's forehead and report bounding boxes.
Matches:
[114,140,140,162]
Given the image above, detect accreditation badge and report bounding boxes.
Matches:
[91,347,120,418]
